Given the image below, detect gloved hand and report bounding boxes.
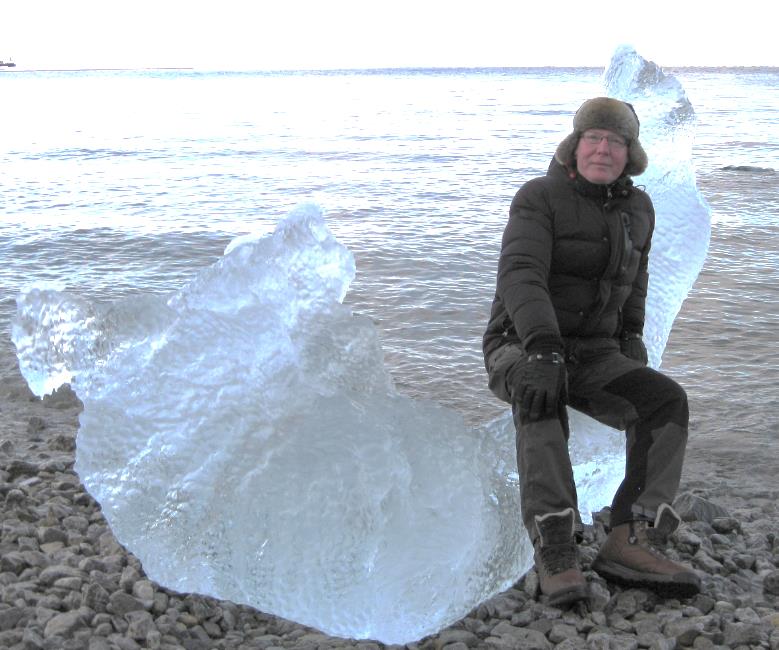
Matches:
[512,352,568,423]
[620,332,648,365]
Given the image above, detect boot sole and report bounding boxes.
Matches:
[591,558,701,598]
[547,584,589,608]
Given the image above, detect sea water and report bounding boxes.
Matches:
[1,65,777,447]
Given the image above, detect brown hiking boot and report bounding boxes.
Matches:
[592,503,701,598]
[533,508,588,607]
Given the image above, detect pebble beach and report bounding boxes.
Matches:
[1,335,778,650]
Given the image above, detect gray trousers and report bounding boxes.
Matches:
[486,337,689,542]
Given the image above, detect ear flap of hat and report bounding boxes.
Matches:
[554,133,579,169]
[624,140,648,176]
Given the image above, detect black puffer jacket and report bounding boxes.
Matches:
[483,159,654,362]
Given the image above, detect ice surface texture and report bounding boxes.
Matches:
[12,47,710,644]
[605,45,711,363]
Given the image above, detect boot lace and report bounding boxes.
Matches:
[538,542,578,574]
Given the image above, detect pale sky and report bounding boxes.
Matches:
[1,0,776,71]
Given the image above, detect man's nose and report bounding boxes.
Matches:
[595,138,611,152]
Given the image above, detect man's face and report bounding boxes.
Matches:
[574,129,629,184]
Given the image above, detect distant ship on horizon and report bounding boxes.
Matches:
[1,59,17,68]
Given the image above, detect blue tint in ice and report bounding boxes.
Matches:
[606,45,711,363]
[12,47,709,644]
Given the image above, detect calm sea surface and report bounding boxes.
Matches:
[1,67,777,452]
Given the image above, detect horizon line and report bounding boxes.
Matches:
[4,63,779,74]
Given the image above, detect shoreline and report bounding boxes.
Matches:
[1,340,778,649]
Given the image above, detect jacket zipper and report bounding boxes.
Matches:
[619,211,633,276]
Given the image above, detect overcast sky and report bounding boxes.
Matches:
[2,0,776,70]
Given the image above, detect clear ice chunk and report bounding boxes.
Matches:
[11,46,710,644]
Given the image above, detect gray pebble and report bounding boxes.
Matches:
[764,570,779,595]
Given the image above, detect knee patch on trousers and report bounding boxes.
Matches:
[603,368,688,428]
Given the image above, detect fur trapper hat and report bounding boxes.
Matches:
[554,97,648,177]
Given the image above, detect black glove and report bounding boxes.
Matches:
[512,352,568,423]
[620,332,648,365]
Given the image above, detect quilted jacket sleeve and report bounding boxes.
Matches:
[620,194,655,335]
[496,179,563,352]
